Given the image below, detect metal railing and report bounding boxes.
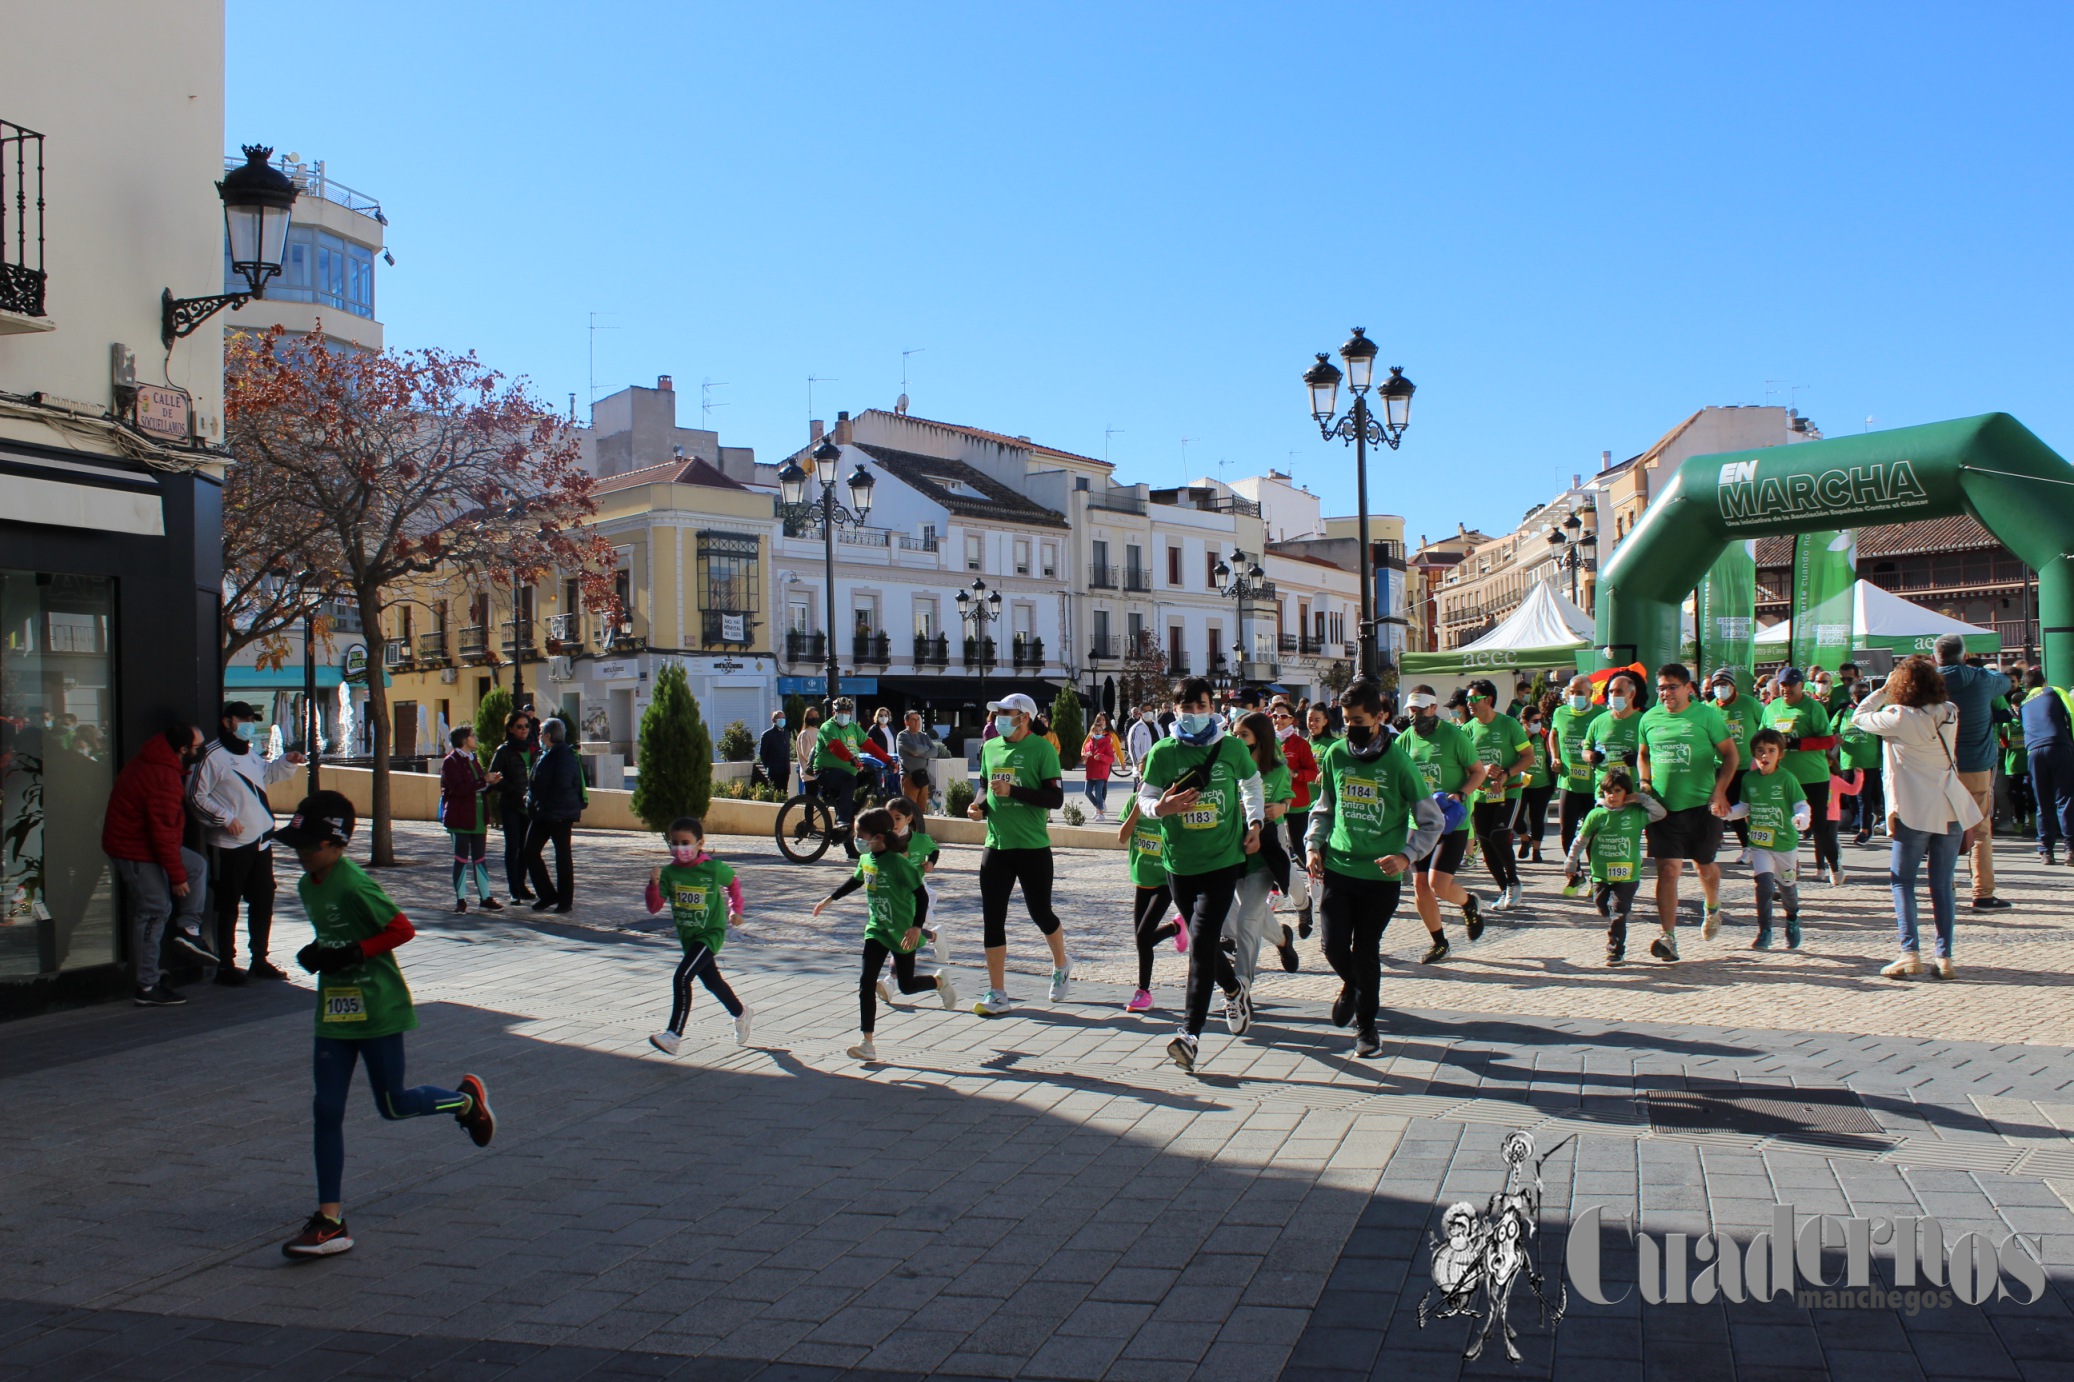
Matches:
[1237,581,1280,606]
[1,120,45,317]
[1089,491,1147,516]
[913,633,950,667]
[1124,568,1152,593]
[501,618,536,656]
[416,630,449,661]
[785,630,827,664]
[1011,636,1045,670]
[1086,634,1120,659]
[898,533,939,552]
[229,152,385,221]
[457,626,489,660]
[853,631,892,666]
[1088,564,1119,589]
[1165,656,1191,676]
[962,636,998,670]
[546,613,583,646]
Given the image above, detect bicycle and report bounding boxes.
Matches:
[774,777,847,864]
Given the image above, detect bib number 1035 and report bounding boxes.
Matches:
[323,987,367,1022]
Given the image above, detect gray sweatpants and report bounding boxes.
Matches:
[113,848,209,989]
[1226,868,1278,992]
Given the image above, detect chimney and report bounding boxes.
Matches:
[834,410,853,445]
[809,419,824,443]
[657,374,673,391]
[1600,449,1612,471]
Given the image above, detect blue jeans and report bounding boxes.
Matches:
[313,1033,468,1203]
[1085,777,1110,814]
[2027,744,2074,850]
[1889,822,1961,958]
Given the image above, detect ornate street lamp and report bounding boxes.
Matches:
[776,437,876,706]
[1303,327,1414,679]
[162,144,300,346]
[1216,547,1270,687]
[1547,513,1598,608]
[956,578,1004,711]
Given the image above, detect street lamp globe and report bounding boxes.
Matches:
[1379,366,1416,434]
[1213,558,1232,583]
[1580,526,1599,552]
[219,145,299,296]
[1339,327,1379,394]
[987,589,1002,610]
[1563,510,1583,536]
[777,459,807,508]
[1246,562,1264,581]
[1546,527,1566,550]
[955,587,971,610]
[810,437,841,487]
[1303,354,1343,422]
[846,464,876,519]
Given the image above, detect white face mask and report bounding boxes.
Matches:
[1608,694,1629,712]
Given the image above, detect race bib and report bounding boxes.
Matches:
[673,885,709,913]
[322,987,367,1023]
[1567,761,1592,782]
[1180,803,1221,829]
[1750,826,1774,848]
[1605,862,1634,882]
[990,768,1019,795]
[1342,778,1379,805]
[1135,831,1163,857]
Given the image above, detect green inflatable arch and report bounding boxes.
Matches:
[1594,413,2074,685]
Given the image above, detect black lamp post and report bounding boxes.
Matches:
[1214,547,1269,687]
[163,144,300,347]
[956,578,1003,717]
[1546,511,1597,608]
[778,437,876,707]
[1304,328,1413,680]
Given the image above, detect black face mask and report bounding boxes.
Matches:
[1345,722,1388,758]
[1413,713,1439,735]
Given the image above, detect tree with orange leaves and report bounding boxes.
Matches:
[225,327,616,866]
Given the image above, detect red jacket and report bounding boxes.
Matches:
[101,734,192,883]
[1281,731,1320,811]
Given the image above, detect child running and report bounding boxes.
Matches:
[815,806,957,1062]
[1562,768,1666,966]
[884,796,945,962]
[646,817,750,1055]
[1729,729,1812,949]
[277,791,494,1259]
[1117,796,1185,1013]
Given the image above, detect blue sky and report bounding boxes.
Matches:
[229,3,2074,541]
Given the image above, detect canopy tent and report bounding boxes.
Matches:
[1752,580,2002,659]
[1400,581,1596,678]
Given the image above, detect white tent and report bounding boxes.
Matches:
[1460,581,1594,651]
[1754,580,2002,657]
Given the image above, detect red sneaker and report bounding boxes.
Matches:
[282,1212,352,1259]
[456,1074,495,1147]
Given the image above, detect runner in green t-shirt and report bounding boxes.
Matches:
[965,693,1071,1017]
[811,697,897,854]
[643,816,749,1057]
[1139,676,1266,1072]
[1516,703,1557,863]
[1761,668,1843,884]
[1560,767,1666,965]
[1638,664,1740,955]
[1549,675,1606,856]
[1836,686,1886,845]
[1397,685,1491,963]
[1463,679,1531,909]
[1580,676,1645,793]
[1116,797,1182,1014]
[815,807,956,1063]
[1304,677,1442,1057]
[883,797,945,960]
[1705,668,1762,855]
[1726,730,1813,951]
[277,791,494,1261]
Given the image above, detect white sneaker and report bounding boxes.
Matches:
[648,1030,682,1056]
[973,988,1014,1017]
[935,972,959,1009]
[1224,981,1252,1036]
[875,979,895,1007]
[847,1038,878,1062]
[1167,1030,1198,1071]
[927,926,948,963]
[732,1007,752,1047]
[1049,959,1074,1002]
[1702,905,1722,941]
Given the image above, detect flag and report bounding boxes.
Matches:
[1790,530,1857,671]
[1696,540,1758,690]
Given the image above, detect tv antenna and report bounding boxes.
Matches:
[902,347,925,395]
[1104,425,1124,462]
[701,378,730,429]
[808,374,838,420]
[587,311,620,422]
[1179,436,1199,482]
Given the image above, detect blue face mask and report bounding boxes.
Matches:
[235,721,262,742]
[1178,711,1216,737]
[1608,695,1630,712]
[993,714,1018,737]
[1569,695,1590,712]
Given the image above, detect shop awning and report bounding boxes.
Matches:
[224,666,392,689]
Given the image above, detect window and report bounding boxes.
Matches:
[1127,544,1144,578]
[697,531,759,645]
[1014,539,1031,576]
[1206,551,1219,589]
[1093,608,1111,654]
[612,569,633,618]
[913,598,938,638]
[1041,542,1058,579]
[1091,539,1109,573]
[1013,604,1034,637]
[1127,611,1144,646]
[965,534,984,572]
[788,600,812,633]
[1207,624,1222,666]
[1167,546,1181,585]
[232,227,376,319]
[562,578,580,615]
[853,597,879,635]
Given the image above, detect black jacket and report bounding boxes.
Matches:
[525,743,586,822]
[758,724,792,776]
[488,740,533,809]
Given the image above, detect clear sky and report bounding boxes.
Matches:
[228,2,2074,543]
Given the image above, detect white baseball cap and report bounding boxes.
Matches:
[1403,692,1439,710]
[987,693,1040,717]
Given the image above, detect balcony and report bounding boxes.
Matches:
[1166,656,1191,677]
[853,631,892,666]
[963,636,998,671]
[1088,564,1120,590]
[913,633,950,668]
[785,630,827,664]
[1011,636,1045,670]
[382,639,411,669]
[1089,490,1147,516]
[1240,660,1279,682]
[898,533,940,552]
[0,120,47,324]
[702,610,754,646]
[457,625,489,661]
[416,630,449,662]
[1124,568,1152,593]
[1237,581,1280,608]
[546,612,583,649]
[502,618,537,659]
[1085,634,1120,660]
[595,619,644,650]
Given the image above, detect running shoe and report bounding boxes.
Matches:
[1605,940,1625,966]
[281,1212,352,1259]
[927,926,948,963]
[1649,932,1680,963]
[455,1075,495,1147]
[1508,883,1527,910]
[1853,831,1872,847]
[1421,935,1450,964]
[1296,903,1313,940]
[1530,846,1543,863]
[1126,988,1153,1013]
[733,1006,754,1046]
[847,1038,879,1062]
[1785,918,1803,951]
[934,974,958,1010]
[1276,924,1300,973]
[1224,983,1252,1036]
[1751,928,1772,951]
[1487,887,1507,913]
[1355,1027,1382,1059]
[973,989,1014,1017]
[172,928,218,963]
[1049,960,1074,1002]
[1167,1031,1198,1072]
[133,983,186,1007]
[477,897,504,913]
[1830,867,1847,888]
[1331,985,1355,1029]
[1516,839,1532,860]
[876,979,895,1007]
[649,1030,683,1056]
[1172,920,1190,953]
[1702,905,1722,941]
[453,899,469,914]
[247,958,289,982]
[1463,895,1484,943]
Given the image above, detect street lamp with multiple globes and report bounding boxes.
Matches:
[1545,510,1598,608]
[776,437,876,706]
[1302,327,1414,679]
[1213,547,1268,687]
[956,578,1004,713]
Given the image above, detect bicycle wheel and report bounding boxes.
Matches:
[775,793,836,863]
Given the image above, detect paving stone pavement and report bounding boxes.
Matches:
[3,820,2073,1380]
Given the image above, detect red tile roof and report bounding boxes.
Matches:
[592,455,749,495]
[1754,518,2005,569]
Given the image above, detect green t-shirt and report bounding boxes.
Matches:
[1247,761,1294,874]
[1313,738,1429,882]
[1762,695,1834,786]
[1740,768,1807,854]
[904,828,939,869]
[1126,807,1169,888]
[859,846,923,949]
[658,856,736,954]
[1521,731,1552,788]
[1466,712,1532,804]
[1581,711,1643,792]
[1140,732,1260,875]
[1712,695,1760,768]
[979,732,1062,851]
[1550,703,1604,793]
[300,858,418,1040]
[1575,804,1649,884]
[1836,706,1883,772]
[813,718,871,775]
[1999,708,2028,778]
[1399,721,1479,829]
[1638,700,1731,812]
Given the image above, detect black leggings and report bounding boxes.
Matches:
[1134,883,1178,990]
[523,818,574,906]
[1803,778,1840,876]
[1518,785,1556,849]
[667,943,743,1033]
[860,939,939,1034]
[978,847,1061,948]
[1171,865,1242,1036]
[1472,801,1521,891]
[1594,880,1640,943]
[1319,871,1401,1032]
[500,800,531,897]
[1559,790,1595,855]
[1755,872,1801,929]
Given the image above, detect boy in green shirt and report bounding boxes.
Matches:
[1305,678,1441,1057]
[644,816,749,1056]
[816,807,957,1063]
[277,792,494,1260]
[1562,768,1666,966]
[1837,681,1887,845]
[1117,798,1184,1014]
[1761,667,1843,884]
[1515,703,1557,863]
[812,696,897,856]
[1724,729,1812,950]
[965,693,1072,1015]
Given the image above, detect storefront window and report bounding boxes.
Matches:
[1,571,119,978]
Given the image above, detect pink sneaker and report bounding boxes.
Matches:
[1126,989,1154,1013]
[1172,918,1189,953]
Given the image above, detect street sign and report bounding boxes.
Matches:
[341,643,369,682]
[134,384,192,441]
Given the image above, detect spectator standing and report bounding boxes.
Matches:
[896,709,941,814]
[1934,632,2013,908]
[869,707,902,800]
[522,718,585,912]
[2018,668,2074,863]
[1081,712,1122,819]
[440,726,503,914]
[1837,681,1886,845]
[795,707,822,786]
[104,725,215,1005]
[756,710,792,797]
[1850,656,1983,978]
[1127,705,1159,769]
[487,712,536,903]
[186,701,304,983]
